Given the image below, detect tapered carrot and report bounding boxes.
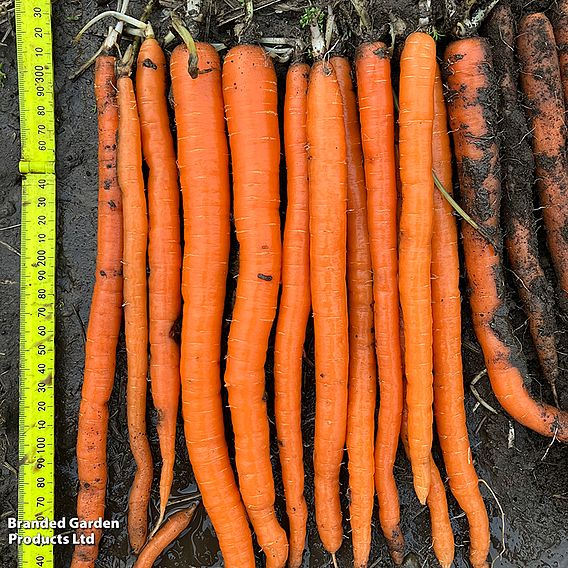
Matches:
[171,42,255,568]
[486,3,559,406]
[400,398,454,568]
[517,13,568,310]
[431,64,489,568]
[552,0,568,105]
[307,58,349,558]
[398,32,436,506]
[400,320,453,568]
[274,61,310,568]
[356,41,404,564]
[222,45,288,568]
[136,35,182,532]
[117,53,153,553]
[132,504,198,568]
[72,54,123,568]
[331,55,376,568]
[445,37,568,441]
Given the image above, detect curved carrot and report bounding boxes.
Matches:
[171,43,255,568]
[72,55,123,568]
[132,504,198,568]
[356,41,404,564]
[274,61,310,568]
[552,0,568,105]
[517,13,568,310]
[431,64,489,568]
[117,67,153,554]
[445,37,568,441]
[307,59,349,557]
[486,4,560,405]
[136,36,182,531]
[400,399,454,568]
[332,55,376,568]
[222,44,288,568]
[398,31,436,505]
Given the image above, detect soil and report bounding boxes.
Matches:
[1,0,568,567]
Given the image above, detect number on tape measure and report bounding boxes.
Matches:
[15,0,55,170]
[16,0,56,567]
[19,174,55,568]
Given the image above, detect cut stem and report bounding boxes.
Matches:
[75,10,148,44]
[455,0,499,37]
[171,13,199,79]
[350,0,371,33]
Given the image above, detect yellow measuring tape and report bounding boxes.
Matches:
[16,0,56,566]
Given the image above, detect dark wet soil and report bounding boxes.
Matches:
[2,0,568,567]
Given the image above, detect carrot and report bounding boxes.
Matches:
[356,41,404,564]
[331,55,376,568]
[171,43,256,568]
[431,64,489,568]
[116,53,153,553]
[132,504,198,568]
[445,37,568,441]
[274,61,310,568]
[72,55,123,568]
[136,35,182,531]
[222,44,288,568]
[400,398,454,568]
[552,0,568,105]
[486,3,559,406]
[398,31,436,506]
[306,59,349,558]
[517,13,568,310]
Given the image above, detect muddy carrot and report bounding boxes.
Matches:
[332,54,376,568]
[356,41,404,564]
[222,44,288,568]
[431,64,489,568]
[486,3,559,405]
[274,61,310,568]
[552,0,568,105]
[72,55,123,568]
[445,37,568,441]
[132,504,198,568]
[517,13,568,310]
[398,31,436,505]
[307,58,349,557]
[171,43,256,568]
[136,35,182,531]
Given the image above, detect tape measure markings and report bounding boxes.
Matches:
[16,0,56,567]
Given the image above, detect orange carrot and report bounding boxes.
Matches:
[445,37,568,441]
[132,504,198,568]
[431,64,489,568]
[136,36,182,531]
[398,31,436,505]
[332,55,376,568]
[274,61,310,568]
[307,58,349,558]
[517,13,568,310]
[222,44,288,568]
[72,55,123,568]
[401,399,454,568]
[171,43,255,568]
[356,41,404,564]
[117,56,153,553]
